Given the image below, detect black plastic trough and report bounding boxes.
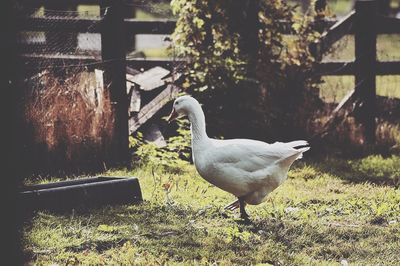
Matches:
[19,176,142,212]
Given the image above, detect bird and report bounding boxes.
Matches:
[168,95,310,221]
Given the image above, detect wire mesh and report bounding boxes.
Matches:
[14,1,181,174]
[13,1,400,173]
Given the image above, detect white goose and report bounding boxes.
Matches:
[168,95,310,220]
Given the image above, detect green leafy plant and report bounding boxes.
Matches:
[171,0,324,141]
[129,120,191,173]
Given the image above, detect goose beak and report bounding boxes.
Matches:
[167,108,178,123]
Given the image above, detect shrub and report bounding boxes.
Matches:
[171,0,324,141]
[130,120,191,173]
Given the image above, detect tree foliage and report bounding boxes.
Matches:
[171,0,324,141]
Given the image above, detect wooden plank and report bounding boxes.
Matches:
[128,86,141,113]
[129,84,180,134]
[18,54,184,71]
[333,89,356,113]
[19,53,98,61]
[18,53,100,70]
[126,66,170,91]
[125,66,140,94]
[316,61,355,75]
[18,0,99,5]
[162,72,183,84]
[19,54,182,66]
[94,69,104,112]
[377,15,400,34]
[18,16,176,34]
[124,19,176,34]
[126,57,185,70]
[316,61,400,76]
[318,11,355,56]
[18,16,102,33]
[376,61,400,75]
[18,54,400,77]
[19,15,400,35]
[18,16,343,35]
[19,13,400,38]
[126,66,140,76]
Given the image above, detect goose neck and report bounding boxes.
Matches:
[188,108,208,144]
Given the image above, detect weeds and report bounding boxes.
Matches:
[22,155,400,265]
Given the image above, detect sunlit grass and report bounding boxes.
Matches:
[378,34,400,62]
[23,156,400,265]
[319,75,400,103]
[327,0,353,17]
[319,75,354,103]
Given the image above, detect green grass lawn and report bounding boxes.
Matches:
[22,155,400,265]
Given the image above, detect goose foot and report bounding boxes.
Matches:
[225,198,251,223]
[224,199,240,211]
[240,212,250,220]
[237,216,251,225]
[239,197,251,223]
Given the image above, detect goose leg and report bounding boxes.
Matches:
[239,197,250,220]
[224,199,240,211]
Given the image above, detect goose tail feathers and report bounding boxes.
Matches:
[294,146,310,159]
[286,140,309,148]
[276,141,310,168]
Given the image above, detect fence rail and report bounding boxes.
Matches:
[17,12,400,36]
[315,0,400,143]
[17,4,400,74]
[18,17,177,34]
[16,0,400,146]
[316,61,400,76]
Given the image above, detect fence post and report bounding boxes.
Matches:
[101,0,129,167]
[354,0,377,144]
[310,0,327,61]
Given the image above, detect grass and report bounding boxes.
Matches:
[326,0,353,17]
[319,75,400,103]
[22,155,400,265]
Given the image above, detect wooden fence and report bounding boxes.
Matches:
[16,0,180,167]
[15,0,400,162]
[17,0,177,70]
[314,0,400,143]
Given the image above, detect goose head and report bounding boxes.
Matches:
[167,95,202,123]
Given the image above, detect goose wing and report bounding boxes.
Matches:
[196,139,309,197]
[209,139,309,172]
